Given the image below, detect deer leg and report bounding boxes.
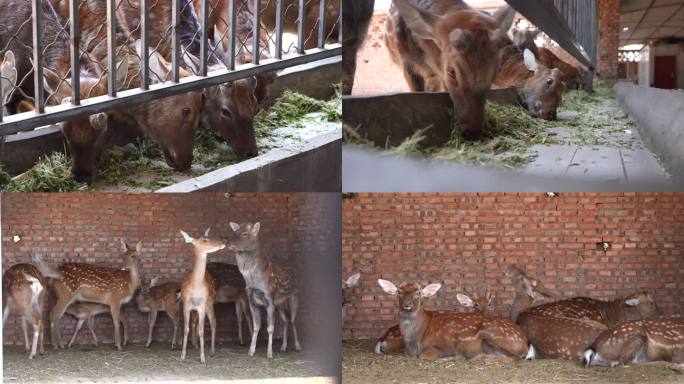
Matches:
[21,317,30,353]
[120,314,128,347]
[87,316,99,346]
[109,304,122,350]
[49,296,74,349]
[68,319,85,348]
[266,301,275,359]
[190,311,199,349]
[26,316,40,359]
[248,300,262,357]
[418,347,443,360]
[289,295,301,351]
[278,306,288,352]
[207,302,216,356]
[165,303,180,350]
[235,301,244,345]
[181,306,191,361]
[197,307,207,364]
[146,309,158,348]
[38,319,45,356]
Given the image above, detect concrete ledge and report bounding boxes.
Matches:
[157,131,341,192]
[614,83,684,182]
[342,88,520,148]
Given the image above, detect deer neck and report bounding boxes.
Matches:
[602,299,632,326]
[510,294,534,322]
[235,245,263,277]
[399,307,431,358]
[127,262,140,293]
[189,247,210,286]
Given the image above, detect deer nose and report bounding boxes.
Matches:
[581,349,595,367]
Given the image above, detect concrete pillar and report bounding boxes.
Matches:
[597,0,620,79]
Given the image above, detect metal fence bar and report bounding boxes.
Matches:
[318,0,327,48]
[228,0,236,70]
[141,0,150,89]
[338,0,342,44]
[107,0,117,96]
[0,46,341,134]
[275,0,284,59]
[69,0,80,105]
[199,0,209,76]
[171,0,180,82]
[253,0,261,65]
[32,0,45,112]
[297,0,305,53]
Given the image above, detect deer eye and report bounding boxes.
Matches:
[546,78,554,86]
[182,107,191,117]
[447,68,457,80]
[221,107,233,119]
[241,233,248,237]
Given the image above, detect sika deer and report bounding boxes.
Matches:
[385,0,514,138]
[507,264,558,322]
[136,277,182,349]
[229,222,301,358]
[377,280,534,360]
[342,272,361,321]
[374,287,496,355]
[49,240,142,350]
[342,0,374,95]
[64,302,129,347]
[259,0,341,50]
[1,50,17,115]
[583,317,684,367]
[179,228,226,364]
[2,263,53,359]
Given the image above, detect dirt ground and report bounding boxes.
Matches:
[4,342,334,383]
[342,341,684,384]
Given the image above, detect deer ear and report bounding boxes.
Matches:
[492,4,516,33]
[456,293,474,307]
[345,272,361,288]
[88,112,108,133]
[42,66,65,97]
[204,227,211,237]
[120,239,129,253]
[625,298,640,306]
[449,29,473,51]
[392,0,439,41]
[524,49,539,72]
[421,283,442,298]
[229,222,240,232]
[135,241,143,253]
[180,230,193,243]
[378,279,398,295]
[251,222,261,236]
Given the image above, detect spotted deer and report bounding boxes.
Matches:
[507,264,558,322]
[64,302,129,347]
[179,228,226,364]
[49,240,142,350]
[377,280,534,360]
[342,272,361,321]
[385,0,514,138]
[583,317,684,367]
[2,258,60,359]
[136,277,182,349]
[229,222,301,358]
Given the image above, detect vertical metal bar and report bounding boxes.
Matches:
[275,0,283,59]
[0,69,4,122]
[228,0,236,70]
[318,0,327,48]
[338,0,342,45]
[107,0,116,96]
[172,0,180,81]
[32,0,45,112]
[200,0,209,76]
[297,0,305,53]
[252,0,261,64]
[141,0,149,89]
[69,0,80,105]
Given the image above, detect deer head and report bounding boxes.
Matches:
[509,27,540,53]
[378,279,442,315]
[228,222,260,253]
[508,265,557,321]
[521,49,565,120]
[119,240,143,270]
[622,291,660,320]
[179,228,226,254]
[456,288,494,313]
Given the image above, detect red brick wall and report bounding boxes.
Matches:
[342,193,684,340]
[1,193,340,348]
[598,0,620,79]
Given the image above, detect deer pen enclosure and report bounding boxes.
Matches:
[1,192,341,383]
[0,0,342,192]
[341,192,684,384]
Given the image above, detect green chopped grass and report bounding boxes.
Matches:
[3,152,88,192]
[255,88,341,135]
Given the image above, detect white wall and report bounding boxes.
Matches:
[638,45,651,86]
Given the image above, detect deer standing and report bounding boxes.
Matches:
[49,240,142,350]
[136,277,182,349]
[229,222,301,358]
[179,228,226,364]
[2,258,60,359]
[582,317,684,367]
[64,302,129,347]
[377,279,534,360]
[374,287,497,355]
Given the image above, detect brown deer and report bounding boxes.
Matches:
[64,302,129,347]
[374,287,497,355]
[342,272,361,321]
[49,240,142,350]
[377,279,534,360]
[229,222,301,358]
[583,317,684,367]
[507,264,558,322]
[259,0,341,50]
[179,228,226,364]
[342,0,374,95]
[385,0,514,138]
[2,258,60,359]
[136,277,182,349]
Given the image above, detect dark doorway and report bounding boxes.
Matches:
[653,55,677,89]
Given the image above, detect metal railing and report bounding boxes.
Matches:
[0,0,342,135]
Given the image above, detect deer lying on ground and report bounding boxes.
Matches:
[377,280,534,360]
[136,277,182,349]
[179,228,226,364]
[507,264,558,322]
[342,0,374,94]
[2,256,61,359]
[582,317,684,367]
[49,240,142,350]
[375,287,497,355]
[385,0,514,138]
[342,272,361,321]
[229,222,301,358]
[64,302,129,347]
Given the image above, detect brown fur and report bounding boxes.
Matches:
[64,302,128,347]
[137,280,182,349]
[259,0,340,50]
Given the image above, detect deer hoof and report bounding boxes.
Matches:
[267,352,273,359]
[295,343,301,352]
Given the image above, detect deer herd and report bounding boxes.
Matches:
[2,221,301,363]
[343,265,684,368]
[343,0,590,137]
[0,0,341,182]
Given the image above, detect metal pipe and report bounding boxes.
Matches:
[107,0,117,96]
[141,0,150,89]
[275,0,284,59]
[172,0,180,81]
[318,0,327,49]
[297,0,305,53]
[228,0,237,69]
[69,0,80,105]
[200,0,209,76]
[32,0,45,112]
[253,0,261,65]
